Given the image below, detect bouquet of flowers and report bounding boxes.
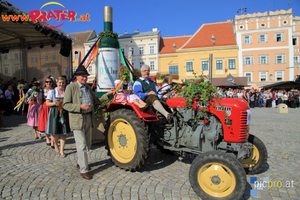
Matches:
[56,98,64,123]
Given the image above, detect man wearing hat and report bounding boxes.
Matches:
[63,65,113,179]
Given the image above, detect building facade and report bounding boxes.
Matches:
[234,9,299,88]
[0,49,22,80]
[293,16,300,75]
[159,21,239,81]
[71,30,97,80]
[118,28,161,76]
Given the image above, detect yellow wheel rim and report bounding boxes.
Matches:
[241,145,259,168]
[198,162,236,198]
[108,118,137,164]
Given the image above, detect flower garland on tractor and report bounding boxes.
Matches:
[176,72,231,127]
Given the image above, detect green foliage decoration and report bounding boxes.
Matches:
[177,71,231,127]
[98,30,118,39]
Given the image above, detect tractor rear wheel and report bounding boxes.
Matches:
[104,109,149,171]
[240,134,268,175]
[189,151,246,200]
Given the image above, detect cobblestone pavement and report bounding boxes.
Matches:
[0,108,299,200]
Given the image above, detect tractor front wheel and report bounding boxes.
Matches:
[189,151,246,200]
[104,109,149,171]
[240,134,268,175]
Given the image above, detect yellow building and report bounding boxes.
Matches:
[159,21,239,82]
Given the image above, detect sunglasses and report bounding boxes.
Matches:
[45,81,52,83]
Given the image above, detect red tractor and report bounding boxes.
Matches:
[104,91,267,200]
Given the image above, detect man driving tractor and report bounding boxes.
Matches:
[133,65,174,123]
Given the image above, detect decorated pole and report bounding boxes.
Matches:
[97,6,120,97]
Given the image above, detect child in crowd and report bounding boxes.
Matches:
[26,82,42,139]
[114,69,149,111]
[159,74,173,99]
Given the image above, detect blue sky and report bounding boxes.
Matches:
[9,0,300,37]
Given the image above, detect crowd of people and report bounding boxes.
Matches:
[215,87,300,108]
[1,64,299,180]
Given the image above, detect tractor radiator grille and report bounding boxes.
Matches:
[239,111,249,140]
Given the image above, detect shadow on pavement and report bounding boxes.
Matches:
[0,114,27,133]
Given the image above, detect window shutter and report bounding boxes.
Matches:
[274,55,277,64]
[267,56,270,64]
[250,36,252,44]
[258,56,261,64]
[282,33,285,42]
[283,55,286,63]
[251,57,254,65]
[266,34,268,43]
[243,57,246,65]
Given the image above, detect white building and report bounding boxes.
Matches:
[118,28,161,76]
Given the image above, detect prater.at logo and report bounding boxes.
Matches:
[1,2,90,28]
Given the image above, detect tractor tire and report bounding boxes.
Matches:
[240,134,268,175]
[189,151,247,200]
[104,109,149,171]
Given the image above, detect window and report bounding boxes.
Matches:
[88,66,92,72]
[75,51,79,59]
[275,54,286,64]
[228,59,236,69]
[275,71,284,81]
[150,61,155,70]
[260,23,266,27]
[186,62,193,72]
[202,61,208,70]
[259,55,269,65]
[258,34,268,43]
[4,54,8,60]
[216,60,223,70]
[130,47,134,55]
[239,25,244,30]
[282,20,288,25]
[51,68,56,75]
[64,56,68,60]
[243,35,252,44]
[293,37,299,46]
[169,66,178,74]
[44,68,50,75]
[121,48,125,54]
[294,56,299,64]
[73,68,77,73]
[150,46,154,54]
[243,56,254,65]
[31,56,38,63]
[275,33,284,42]
[139,47,144,55]
[259,71,267,82]
[45,55,49,62]
[245,72,252,82]
[139,61,144,68]
[52,54,56,61]
[64,68,68,75]
[15,53,19,59]
[4,65,9,74]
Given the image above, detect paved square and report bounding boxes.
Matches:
[0,108,299,199]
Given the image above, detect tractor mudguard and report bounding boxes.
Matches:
[105,101,159,122]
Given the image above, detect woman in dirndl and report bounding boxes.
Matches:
[27,81,42,139]
[37,77,53,146]
[46,77,70,157]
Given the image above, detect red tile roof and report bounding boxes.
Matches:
[180,22,236,49]
[71,30,95,48]
[160,36,191,54]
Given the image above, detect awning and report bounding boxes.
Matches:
[260,81,300,90]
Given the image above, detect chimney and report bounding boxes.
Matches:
[152,28,158,32]
[124,31,128,34]
[134,29,139,34]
